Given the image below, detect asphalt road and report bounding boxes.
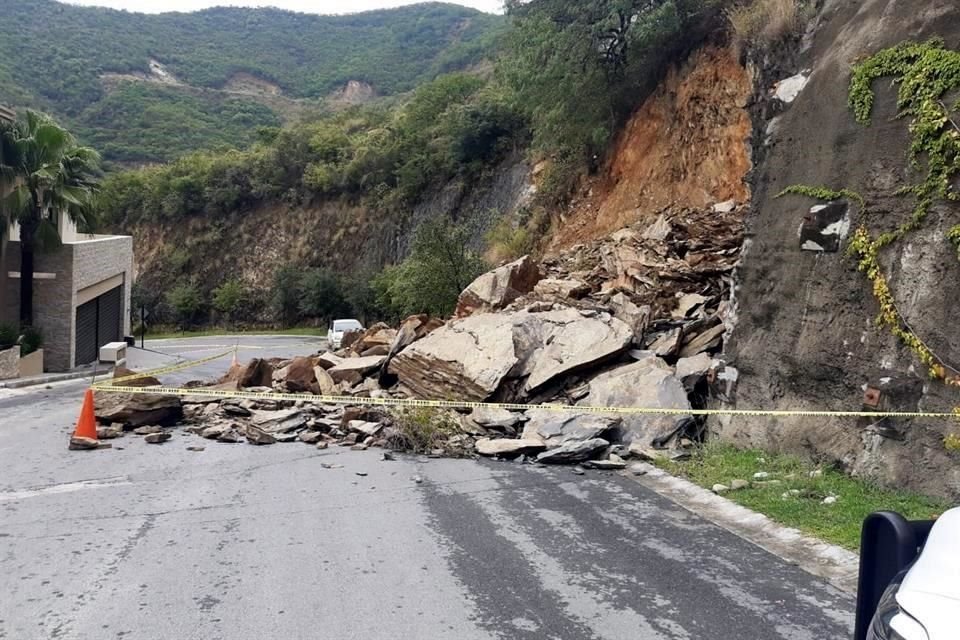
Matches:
[0,336,855,640]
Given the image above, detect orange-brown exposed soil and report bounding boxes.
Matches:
[548,46,753,252]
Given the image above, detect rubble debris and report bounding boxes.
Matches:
[144,432,172,444]
[133,425,163,435]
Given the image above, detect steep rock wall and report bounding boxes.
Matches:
[724,0,960,498]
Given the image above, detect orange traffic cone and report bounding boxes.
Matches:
[69,389,101,450]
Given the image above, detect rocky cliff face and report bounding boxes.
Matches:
[130,152,533,304]
[725,0,960,498]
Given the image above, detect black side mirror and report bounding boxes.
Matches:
[854,512,935,640]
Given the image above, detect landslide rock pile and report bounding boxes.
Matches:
[90,204,743,466]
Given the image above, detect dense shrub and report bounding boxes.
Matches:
[373,217,487,319]
[165,282,204,329]
[212,280,247,323]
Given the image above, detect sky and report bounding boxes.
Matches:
[63,0,504,14]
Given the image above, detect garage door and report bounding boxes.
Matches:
[75,285,122,366]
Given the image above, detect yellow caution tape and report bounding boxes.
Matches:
[92,384,959,419]
[99,349,236,387]
[92,347,960,419]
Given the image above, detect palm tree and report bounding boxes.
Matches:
[0,111,101,327]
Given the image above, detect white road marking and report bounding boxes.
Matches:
[0,476,132,502]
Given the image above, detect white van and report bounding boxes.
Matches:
[328,318,364,349]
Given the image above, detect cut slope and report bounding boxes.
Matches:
[549,47,752,251]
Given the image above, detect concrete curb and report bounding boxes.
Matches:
[0,370,100,389]
[623,462,861,594]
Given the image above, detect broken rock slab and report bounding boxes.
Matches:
[475,438,546,458]
[95,392,183,428]
[328,355,386,385]
[533,278,590,300]
[511,307,633,394]
[581,353,691,446]
[390,306,632,401]
[144,432,172,444]
[678,323,725,358]
[536,438,609,464]
[608,293,651,343]
[522,410,620,447]
[237,358,274,389]
[244,425,277,445]
[455,255,542,317]
[674,352,715,392]
[468,406,525,430]
[389,312,517,401]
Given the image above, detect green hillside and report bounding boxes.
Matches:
[0,0,504,163]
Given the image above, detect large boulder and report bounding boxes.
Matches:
[455,255,542,317]
[278,356,318,393]
[389,312,517,401]
[237,358,274,389]
[580,352,691,445]
[389,306,633,401]
[94,392,183,427]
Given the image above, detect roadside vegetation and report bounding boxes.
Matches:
[144,326,327,340]
[657,443,951,549]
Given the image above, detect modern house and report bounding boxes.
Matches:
[0,105,134,372]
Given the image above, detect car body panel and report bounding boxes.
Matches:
[895,507,960,640]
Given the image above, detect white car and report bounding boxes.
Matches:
[328,318,364,349]
[867,507,959,640]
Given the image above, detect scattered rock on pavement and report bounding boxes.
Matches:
[96,424,124,440]
[69,436,105,450]
[144,432,172,444]
[95,392,183,427]
[244,425,276,445]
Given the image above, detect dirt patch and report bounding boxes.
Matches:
[548,46,753,252]
[223,72,283,96]
[328,80,377,107]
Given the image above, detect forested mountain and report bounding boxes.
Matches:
[0,0,504,163]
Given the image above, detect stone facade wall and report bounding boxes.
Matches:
[3,235,134,372]
[5,242,76,371]
[0,346,18,380]
[72,236,134,337]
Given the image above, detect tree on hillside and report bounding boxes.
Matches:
[501,0,716,170]
[0,111,101,327]
[374,218,487,318]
